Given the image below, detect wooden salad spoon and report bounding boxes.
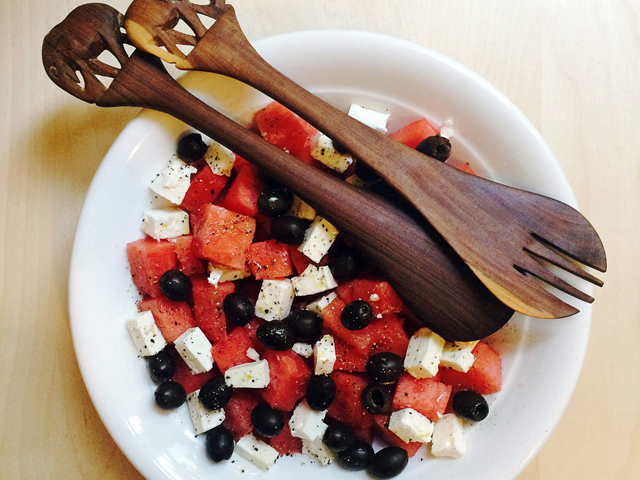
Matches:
[42,3,515,341]
[124,0,606,320]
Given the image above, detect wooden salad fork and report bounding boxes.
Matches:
[42,3,516,341]
[123,0,606,319]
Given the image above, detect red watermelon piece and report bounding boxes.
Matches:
[220,164,266,218]
[247,239,293,280]
[333,336,368,372]
[242,317,266,355]
[126,237,177,298]
[336,279,404,317]
[439,342,502,395]
[210,327,253,374]
[137,296,196,344]
[389,118,439,149]
[171,348,216,394]
[223,390,262,441]
[191,276,235,343]
[180,164,228,213]
[260,349,312,411]
[168,235,205,276]
[321,297,376,355]
[392,372,451,422]
[369,315,410,358]
[327,371,375,429]
[456,162,477,175]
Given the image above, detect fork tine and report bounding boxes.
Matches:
[525,239,604,287]
[516,255,595,304]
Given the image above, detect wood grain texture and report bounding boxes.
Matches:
[0,0,637,479]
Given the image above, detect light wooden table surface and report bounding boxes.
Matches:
[1,0,637,478]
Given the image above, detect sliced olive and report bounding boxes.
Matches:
[361,382,393,414]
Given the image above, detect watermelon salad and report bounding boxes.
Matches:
[124,101,502,478]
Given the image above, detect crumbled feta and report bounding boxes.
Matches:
[348,104,390,133]
[302,438,333,465]
[186,390,225,435]
[254,279,295,321]
[440,341,479,373]
[311,133,353,173]
[388,408,434,444]
[174,327,214,374]
[204,140,236,176]
[207,262,251,286]
[234,434,279,471]
[289,400,328,441]
[149,156,197,204]
[291,264,338,297]
[306,292,337,314]
[404,327,445,379]
[431,414,466,458]
[246,348,260,361]
[369,293,380,302]
[287,195,316,220]
[292,342,314,358]
[313,334,336,375]
[224,359,270,388]
[125,311,166,357]
[141,207,189,240]
[298,216,338,263]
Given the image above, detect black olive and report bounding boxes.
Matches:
[336,439,374,471]
[256,320,296,350]
[323,423,356,452]
[415,134,451,162]
[205,425,235,462]
[146,349,177,383]
[354,159,380,182]
[361,383,393,414]
[452,390,489,422]
[176,132,208,163]
[287,310,323,342]
[306,375,336,411]
[340,300,373,330]
[154,381,186,410]
[159,270,192,302]
[257,187,294,217]
[270,216,310,245]
[366,352,404,384]
[223,293,254,326]
[329,249,362,281]
[199,377,233,411]
[251,402,285,438]
[367,446,409,479]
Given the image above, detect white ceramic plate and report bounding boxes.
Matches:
[69,30,591,480]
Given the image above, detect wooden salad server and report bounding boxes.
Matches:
[123,0,606,320]
[42,3,515,341]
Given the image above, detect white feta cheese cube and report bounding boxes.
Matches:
[311,133,353,173]
[149,156,197,204]
[289,400,328,441]
[141,207,189,240]
[302,438,333,465]
[207,262,251,286]
[306,292,338,314]
[186,390,225,435]
[292,342,313,358]
[404,327,445,379]
[292,264,338,297]
[287,195,316,220]
[431,414,466,458]
[204,140,236,176]
[388,408,434,444]
[348,104,390,133]
[298,216,338,263]
[224,359,270,388]
[440,341,479,373]
[234,434,279,471]
[126,311,166,357]
[439,119,454,139]
[246,348,260,361]
[313,334,336,375]
[254,279,295,321]
[174,327,214,374]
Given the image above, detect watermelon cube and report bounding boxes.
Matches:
[439,342,502,395]
[126,237,177,298]
[327,371,375,429]
[247,239,293,280]
[192,204,256,269]
[191,275,235,343]
[168,235,205,276]
[137,296,196,343]
[210,327,253,374]
[392,372,451,422]
[260,349,312,411]
[333,336,368,372]
[180,164,228,213]
[219,164,265,217]
[369,315,410,358]
[223,389,262,441]
[388,118,439,149]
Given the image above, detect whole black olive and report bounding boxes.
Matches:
[361,382,393,414]
[452,390,489,422]
[287,310,323,342]
[306,375,336,411]
[159,269,192,302]
[257,187,295,217]
[199,377,233,411]
[367,446,409,479]
[256,320,296,350]
[329,249,362,281]
[340,300,373,330]
[270,216,310,245]
[205,425,235,462]
[176,132,208,163]
[323,423,356,453]
[366,352,404,384]
[223,293,254,326]
[154,381,186,410]
[415,134,451,162]
[146,349,177,383]
[336,439,374,471]
[251,402,285,438]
